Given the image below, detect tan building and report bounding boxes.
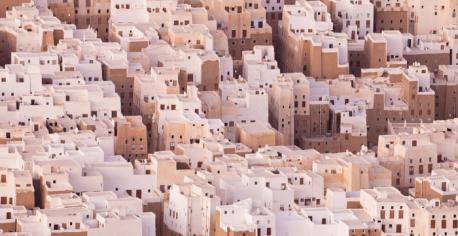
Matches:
[48,0,111,41]
[235,122,277,151]
[141,192,164,236]
[100,56,135,115]
[403,35,451,72]
[13,171,34,209]
[312,149,392,191]
[114,116,148,161]
[149,151,196,192]
[38,172,73,209]
[377,132,441,191]
[364,33,388,69]
[0,160,34,209]
[199,91,222,118]
[269,76,294,145]
[349,31,409,76]
[351,31,452,75]
[359,65,434,146]
[267,73,367,153]
[414,169,458,202]
[151,91,211,152]
[77,117,115,137]
[174,48,221,92]
[196,51,220,92]
[202,0,272,74]
[378,119,458,191]
[407,0,458,35]
[431,65,458,120]
[162,24,213,51]
[278,0,349,79]
[132,68,176,151]
[76,0,110,41]
[264,0,293,41]
[109,24,149,52]
[141,41,222,93]
[301,94,368,154]
[371,0,409,33]
[0,205,25,233]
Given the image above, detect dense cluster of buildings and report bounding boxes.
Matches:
[0,0,457,235]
